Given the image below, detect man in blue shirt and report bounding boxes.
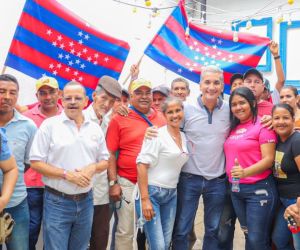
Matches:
[0,74,37,250]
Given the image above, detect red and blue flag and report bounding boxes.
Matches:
[144,0,270,93]
[5,0,130,97]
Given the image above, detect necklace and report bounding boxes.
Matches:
[168,127,183,150]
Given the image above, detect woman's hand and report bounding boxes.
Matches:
[142,197,155,221]
[231,158,246,178]
[284,197,300,226]
[144,126,158,140]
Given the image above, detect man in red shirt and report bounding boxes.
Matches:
[23,76,62,250]
[106,79,165,250]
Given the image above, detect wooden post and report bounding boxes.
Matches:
[122,54,144,86]
[1,66,6,75]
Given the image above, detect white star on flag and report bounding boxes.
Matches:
[65,54,70,60]
[82,48,88,54]
[75,59,80,64]
[65,67,70,72]
[211,38,216,43]
[84,34,90,40]
[93,61,98,65]
[94,53,99,58]
[57,35,63,41]
[57,63,62,69]
[177,68,182,73]
[104,57,109,62]
[70,49,75,54]
[49,64,54,69]
[46,29,52,36]
[53,70,57,75]
[80,64,86,69]
[69,41,74,47]
[68,61,74,66]
[78,31,83,37]
[78,39,83,45]
[74,71,79,76]
[218,39,223,45]
[77,52,82,57]
[60,44,65,49]
[58,54,63,59]
[87,57,92,62]
[78,76,83,81]
[52,41,57,47]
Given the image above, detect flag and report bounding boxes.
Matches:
[144,0,270,94]
[5,0,130,97]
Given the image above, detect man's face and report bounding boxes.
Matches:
[92,90,116,117]
[243,74,264,100]
[62,85,88,120]
[130,86,152,113]
[200,72,224,102]
[230,78,243,93]
[171,81,190,101]
[36,86,59,111]
[0,80,18,115]
[152,92,166,111]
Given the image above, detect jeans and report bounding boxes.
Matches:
[43,189,93,250]
[231,176,278,250]
[172,172,227,250]
[217,179,236,250]
[136,185,177,250]
[272,197,300,250]
[0,198,29,250]
[27,188,44,250]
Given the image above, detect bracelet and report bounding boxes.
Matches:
[274,55,280,60]
[63,170,67,179]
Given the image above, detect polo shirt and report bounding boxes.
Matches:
[106,108,166,183]
[84,104,109,206]
[29,111,109,195]
[23,103,63,188]
[23,103,63,127]
[181,97,230,179]
[0,110,37,208]
[257,100,273,117]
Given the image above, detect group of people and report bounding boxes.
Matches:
[0,40,299,250]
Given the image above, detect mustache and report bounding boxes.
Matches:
[1,101,12,105]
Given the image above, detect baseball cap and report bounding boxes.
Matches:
[129,79,152,93]
[98,75,122,98]
[243,68,264,82]
[36,76,59,91]
[152,85,170,97]
[230,73,243,86]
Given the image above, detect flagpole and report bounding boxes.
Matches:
[122,54,144,86]
[1,66,6,74]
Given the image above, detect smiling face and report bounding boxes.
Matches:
[92,89,116,117]
[130,86,152,114]
[171,81,190,101]
[62,84,88,120]
[200,72,224,103]
[272,107,294,140]
[36,85,59,111]
[231,94,253,123]
[163,101,184,129]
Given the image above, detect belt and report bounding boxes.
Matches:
[45,186,90,201]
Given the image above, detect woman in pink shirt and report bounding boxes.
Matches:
[224,87,278,250]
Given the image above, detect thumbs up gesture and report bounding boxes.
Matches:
[231,158,245,178]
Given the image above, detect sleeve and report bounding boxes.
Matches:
[29,123,51,162]
[105,117,120,152]
[24,121,38,164]
[0,129,12,161]
[136,137,160,167]
[291,135,300,158]
[259,126,277,145]
[271,88,280,105]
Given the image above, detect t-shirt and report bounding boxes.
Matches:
[106,108,166,183]
[224,118,277,184]
[136,126,189,188]
[273,131,300,198]
[257,100,273,117]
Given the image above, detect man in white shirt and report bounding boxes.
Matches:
[84,75,122,250]
[30,81,109,250]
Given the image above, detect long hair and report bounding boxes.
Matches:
[229,87,258,130]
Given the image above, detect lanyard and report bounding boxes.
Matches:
[129,106,153,127]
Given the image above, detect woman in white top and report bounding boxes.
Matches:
[136,97,189,250]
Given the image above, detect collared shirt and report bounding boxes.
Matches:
[181,97,230,180]
[0,110,37,208]
[84,104,109,205]
[0,129,12,161]
[30,111,109,195]
[23,103,63,128]
[23,103,63,188]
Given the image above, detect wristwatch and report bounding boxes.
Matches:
[109,180,118,187]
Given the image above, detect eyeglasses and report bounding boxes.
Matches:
[63,96,84,103]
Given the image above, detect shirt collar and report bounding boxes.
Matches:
[61,110,90,125]
[31,103,63,116]
[85,103,99,122]
[197,96,223,110]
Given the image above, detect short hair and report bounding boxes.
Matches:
[230,73,243,86]
[229,87,257,130]
[272,103,295,119]
[280,86,298,97]
[161,97,183,114]
[171,78,190,91]
[63,81,86,96]
[94,85,105,94]
[0,74,19,90]
[200,65,224,83]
